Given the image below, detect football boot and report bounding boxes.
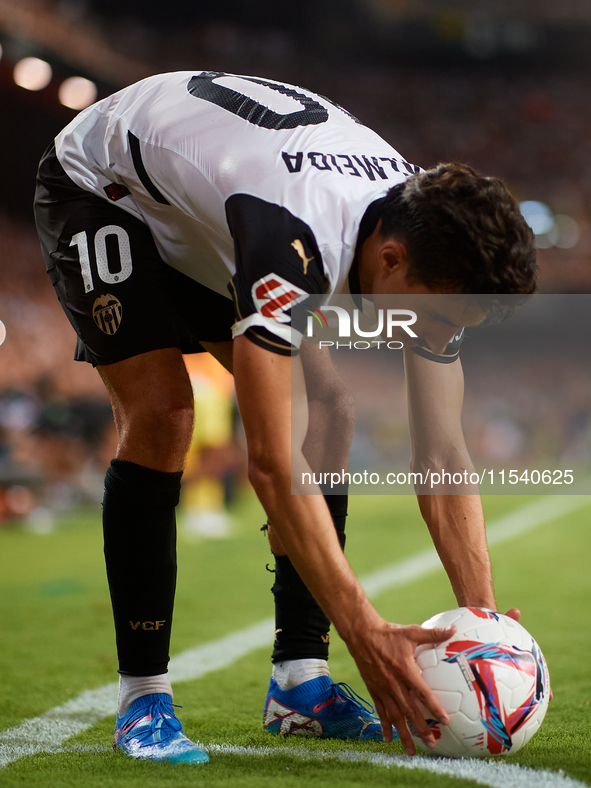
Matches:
[263,675,397,741]
[114,693,209,763]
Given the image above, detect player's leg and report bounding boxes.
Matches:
[98,347,193,682]
[99,347,194,471]
[34,145,219,762]
[97,349,213,762]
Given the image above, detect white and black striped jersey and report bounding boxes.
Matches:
[54,70,460,360]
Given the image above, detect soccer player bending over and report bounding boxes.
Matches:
[34,70,536,763]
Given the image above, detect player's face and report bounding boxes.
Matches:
[362,229,487,354]
[373,292,486,355]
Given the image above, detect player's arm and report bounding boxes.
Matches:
[404,348,496,609]
[233,334,455,753]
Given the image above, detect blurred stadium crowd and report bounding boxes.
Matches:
[1,0,590,524]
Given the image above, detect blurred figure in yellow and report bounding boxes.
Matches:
[182,354,239,539]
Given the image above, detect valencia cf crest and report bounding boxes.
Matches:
[93,294,122,335]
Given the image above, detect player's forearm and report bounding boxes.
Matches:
[417,494,496,609]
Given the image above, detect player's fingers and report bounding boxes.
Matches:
[373,697,394,744]
[504,608,521,622]
[381,682,434,755]
[399,687,438,750]
[396,719,417,756]
[409,624,456,646]
[374,686,419,755]
[382,697,417,755]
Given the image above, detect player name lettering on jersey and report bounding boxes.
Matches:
[281,151,421,180]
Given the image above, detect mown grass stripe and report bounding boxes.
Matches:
[1,494,589,775]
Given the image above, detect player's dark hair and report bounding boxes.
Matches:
[379,163,537,314]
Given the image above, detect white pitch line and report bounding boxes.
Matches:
[206,744,588,788]
[1,494,589,775]
[7,742,588,788]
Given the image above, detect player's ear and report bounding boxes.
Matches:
[379,237,409,277]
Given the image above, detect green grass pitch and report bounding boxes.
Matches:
[0,491,590,787]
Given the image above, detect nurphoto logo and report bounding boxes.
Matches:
[304,306,418,350]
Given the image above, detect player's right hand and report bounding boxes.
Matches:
[347,618,456,755]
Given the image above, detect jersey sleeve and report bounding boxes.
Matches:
[225,194,327,355]
[410,327,465,363]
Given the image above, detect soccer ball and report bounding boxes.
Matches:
[413,607,550,758]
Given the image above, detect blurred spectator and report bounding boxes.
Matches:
[181,354,245,539]
[0,377,116,528]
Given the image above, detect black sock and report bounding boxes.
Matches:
[271,493,348,663]
[103,458,182,676]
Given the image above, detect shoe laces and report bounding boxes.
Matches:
[126,697,183,746]
[331,682,376,714]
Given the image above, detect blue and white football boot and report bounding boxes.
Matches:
[263,675,398,741]
[114,693,209,763]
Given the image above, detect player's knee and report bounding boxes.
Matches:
[120,399,194,451]
[150,401,194,443]
[157,401,195,440]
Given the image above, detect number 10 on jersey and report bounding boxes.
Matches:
[70,225,133,292]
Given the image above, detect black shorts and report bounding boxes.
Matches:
[34,144,235,367]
